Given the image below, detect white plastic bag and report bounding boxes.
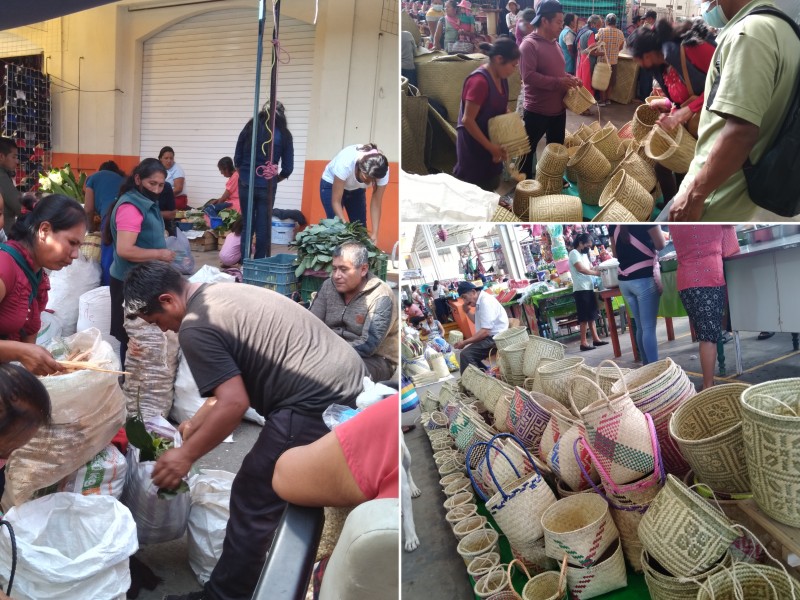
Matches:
[45,255,102,336]
[76,286,120,356]
[400,171,501,222]
[49,444,127,499]
[189,264,236,284]
[0,493,138,600]
[123,317,180,420]
[355,377,395,409]
[2,329,126,508]
[36,309,62,347]
[120,416,191,545]
[171,353,233,443]
[167,229,195,275]
[187,470,235,585]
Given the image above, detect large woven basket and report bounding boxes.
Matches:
[632,104,660,142]
[494,327,529,351]
[567,143,612,181]
[577,174,608,207]
[642,549,732,600]
[539,144,570,177]
[489,112,531,158]
[613,146,657,192]
[457,527,500,567]
[542,493,620,567]
[492,206,522,222]
[417,54,488,126]
[500,341,528,383]
[564,86,596,114]
[696,563,800,600]
[507,386,562,453]
[608,471,665,572]
[591,199,638,222]
[523,336,567,378]
[565,146,581,183]
[537,357,585,405]
[644,126,696,174]
[565,539,627,599]
[592,59,612,92]
[529,195,583,222]
[599,170,654,221]
[535,169,565,194]
[401,90,430,175]
[637,474,739,578]
[540,408,598,493]
[588,127,620,161]
[669,383,751,495]
[740,378,800,527]
[514,179,545,219]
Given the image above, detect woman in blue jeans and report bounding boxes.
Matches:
[610,225,666,364]
[320,143,389,243]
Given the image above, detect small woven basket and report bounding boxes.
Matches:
[426,411,450,430]
[599,170,654,221]
[538,143,570,177]
[591,199,640,222]
[565,539,628,599]
[541,493,620,567]
[564,86,596,114]
[529,195,583,222]
[577,174,609,207]
[454,515,489,540]
[492,206,522,222]
[449,330,464,346]
[537,357,586,405]
[522,570,568,600]
[439,470,464,488]
[567,143,612,181]
[494,327,529,351]
[523,336,567,378]
[614,146,657,192]
[444,491,473,510]
[637,474,739,578]
[475,564,512,599]
[457,527,500,567]
[588,127,620,161]
[564,132,582,148]
[632,104,660,142]
[644,125,696,174]
[514,179,545,219]
[669,383,751,495]
[696,563,800,600]
[592,58,612,91]
[489,112,532,158]
[500,341,527,382]
[740,378,800,527]
[444,477,473,497]
[535,168,565,194]
[574,124,594,141]
[445,502,478,526]
[588,121,601,133]
[468,551,502,581]
[80,232,102,262]
[642,549,732,600]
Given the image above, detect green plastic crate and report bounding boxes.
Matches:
[242,253,299,297]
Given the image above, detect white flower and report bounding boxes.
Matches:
[39,175,52,191]
[48,170,63,185]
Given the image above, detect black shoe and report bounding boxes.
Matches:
[757,332,775,340]
[580,344,596,351]
[163,592,206,600]
[593,340,609,346]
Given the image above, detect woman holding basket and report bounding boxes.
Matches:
[575,15,604,104]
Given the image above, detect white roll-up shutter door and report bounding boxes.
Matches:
[140,8,314,210]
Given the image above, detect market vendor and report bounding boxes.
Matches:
[158,146,188,209]
[0,194,86,376]
[569,233,609,352]
[84,161,125,285]
[204,156,240,217]
[453,281,508,374]
[122,261,368,600]
[309,242,399,383]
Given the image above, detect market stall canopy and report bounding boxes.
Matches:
[1,0,121,30]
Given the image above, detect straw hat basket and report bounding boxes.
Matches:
[454,515,489,540]
[539,144,570,177]
[613,147,657,192]
[449,330,464,346]
[457,527,500,567]
[542,493,620,567]
[632,104,660,142]
[592,57,612,92]
[564,86,597,114]
[444,491,474,510]
[489,112,532,158]
[618,121,634,139]
[401,85,430,175]
[565,146,581,182]
[610,359,695,477]
[529,195,583,222]
[493,390,513,433]
[567,143,611,181]
[637,474,739,578]
[514,180,545,219]
[591,199,638,222]
[644,125,697,174]
[668,383,751,495]
[494,326,529,351]
[565,539,627,599]
[740,378,800,526]
[540,408,599,492]
[468,552,501,581]
[507,386,563,453]
[588,127,620,161]
[577,175,608,207]
[536,357,585,405]
[492,206,522,222]
[445,503,478,527]
[696,563,800,600]
[523,336,566,378]
[642,549,733,600]
[599,170,654,221]
[417,54,488,126]
[475,564,513,599]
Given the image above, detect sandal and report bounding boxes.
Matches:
[580,344,596,351]
[593,340,609,346]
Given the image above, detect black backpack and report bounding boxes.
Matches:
[739,7,800,217]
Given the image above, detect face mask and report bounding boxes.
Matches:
[139,186,161,202]
[581,246,591,254]
[701,1,729,28]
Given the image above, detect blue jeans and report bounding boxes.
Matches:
[319,180,367,226]
[618,277,661,365]
[238,182,277,260]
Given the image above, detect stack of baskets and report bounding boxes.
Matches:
[535,144,570,194]
[567,142,612,207]
[513,179,546,220]
[489,112,531,160]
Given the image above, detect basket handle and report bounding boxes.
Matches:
[466,440,518,503]
[558,555,569,595]
[486,433,544,502]
[567,374,611,417]
[749,393,799,417]
[595,359,629,396]
[507,558,531,586]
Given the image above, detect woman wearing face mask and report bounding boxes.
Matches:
[434,0,477,52]
[568,232,609,352]
[453,38,519,192]
[0,195,86,376]
[106,158,176,366]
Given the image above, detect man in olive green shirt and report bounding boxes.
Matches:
[0,138,21,235]
[668,0,800,222]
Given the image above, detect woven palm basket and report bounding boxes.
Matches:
[80,233,102,262]
[492,206,522,222]
[564,85,596,115]
[609,142,627,172]
[588,127,621,161]
[588,121,601,133]
[536,169,565,194]
[457,528,500,567]
[618,121,634,139]
[494,326,529,351]
[529,195,583,222]
[449,330,464,346]
[567,143,612,181]
[578,174,609,207]
[613,146,657,192]
[642,549,732,600]
[522,570,568,600]
[514,179,545,219]
[697,564,800,600]
[474,564,512,599]
[599,170,654,221]
[564,539,628,599]
[644,126,697,174]
[564,132,581,148]
[574,123,594,141]
[489,112,531,158]
[539,144,570,177]
[417,54,488,126]
[565,146,581,183]
[541,493,620,567]
[632,104,660,142]
[591,199,638,222]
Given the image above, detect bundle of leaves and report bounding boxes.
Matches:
[289,217,384,278]
[38,164,86,202]
[125,413,190,498]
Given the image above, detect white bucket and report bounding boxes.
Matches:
[272,219,296,245]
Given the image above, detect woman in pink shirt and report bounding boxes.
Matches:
[205,156,240,217]
[670,225,739,389]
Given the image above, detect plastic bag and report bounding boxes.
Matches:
[123,317,180,420]
[171,353,233,443]
[77,286,120,356]
[34,444,127,500]
[121,416,191,545]
[323,404,361,429]
[443,351,460,372]
[167,229,195,275]
[0,493,138,600]
[36,309,62,347]
[2,329,126,508]
[188,264,236,284]
[355,377,394,409]
[187,470,235,585]
[46,255,102,336]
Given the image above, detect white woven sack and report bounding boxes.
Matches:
[77,285,120,357]
[46,255,101,336]
[187,470,235,585]
[123,317,180,420]
[49,444,127,499]
[171,353,234,443]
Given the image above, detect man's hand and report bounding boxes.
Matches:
[453,340,466,350]
[560,76,581,91]
[17,344,63,376]
[152,446,193,489]
[177,419,195,442]
[669,191,705,222]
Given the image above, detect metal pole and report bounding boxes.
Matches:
[244,0,267,261]
[265,0,280,256]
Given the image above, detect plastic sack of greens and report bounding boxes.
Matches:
[166,229,195,275]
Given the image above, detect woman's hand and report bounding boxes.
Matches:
[650,98,672,113]
[159,249,176,263]
[489,143,508,164]
[16,344,64,376]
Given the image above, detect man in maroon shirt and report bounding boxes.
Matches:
[518,0,582,179]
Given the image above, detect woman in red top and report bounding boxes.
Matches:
[0,195,86,375]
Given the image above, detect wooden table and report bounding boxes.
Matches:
[599,287,675,360]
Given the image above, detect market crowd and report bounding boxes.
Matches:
[402,0,800,221]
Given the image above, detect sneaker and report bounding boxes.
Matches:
[163,592,206,600]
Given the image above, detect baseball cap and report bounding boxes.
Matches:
[531,0,564,25]
[457,281,481,296]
